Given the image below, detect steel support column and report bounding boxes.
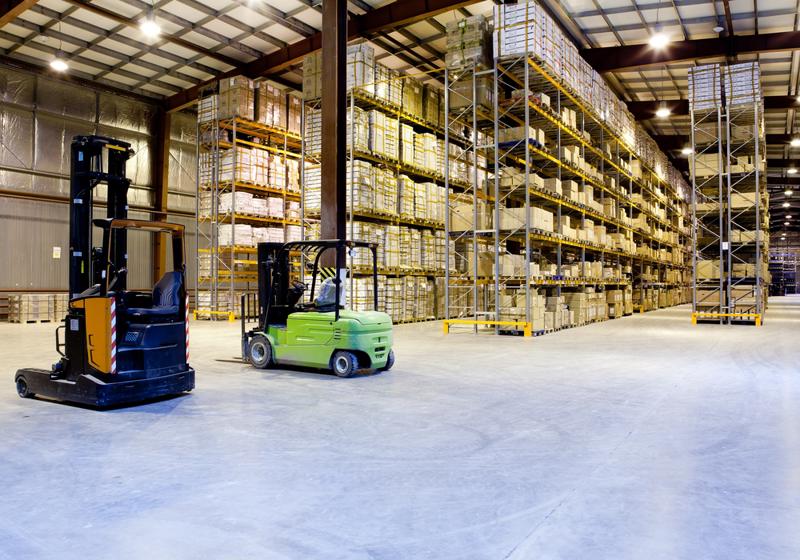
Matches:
[152,109,172,284]
[320,0,347,268]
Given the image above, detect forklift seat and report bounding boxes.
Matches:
[127,272,182,319]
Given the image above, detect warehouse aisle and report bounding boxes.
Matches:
[1,299,799,560]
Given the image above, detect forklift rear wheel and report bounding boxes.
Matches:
[16,377,32,398]
[249,335,273,369]
[332,351,359,378]
[382,350,395,371]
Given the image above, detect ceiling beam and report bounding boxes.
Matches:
[582,31,800,73]
[0,0,36,27]
[628,96,800,119]
[768,176,800,186]
[766,159,800,168]
[651,133,798,150]
[165,0,481,112]
[628,100,690,120]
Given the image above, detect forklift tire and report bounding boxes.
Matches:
[332,351,359,378]
[249,335,273,369]
[382,350,395,371]
[16,377,32,398]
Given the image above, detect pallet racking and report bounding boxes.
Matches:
[445,41,692,335]
[195,80,303,319]
[690,62,769,325]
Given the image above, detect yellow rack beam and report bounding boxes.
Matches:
[443,319,532,336]
[193,309,236,322]
[691,312,762,326]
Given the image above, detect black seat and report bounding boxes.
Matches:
[127,272,182,319]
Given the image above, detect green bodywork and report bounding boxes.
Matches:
[258,309,393,370]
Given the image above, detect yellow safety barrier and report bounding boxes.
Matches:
[691,312,762,326]
[193,310,236,322]
[443,319,532,337]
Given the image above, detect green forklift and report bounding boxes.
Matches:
[242,239,395,377]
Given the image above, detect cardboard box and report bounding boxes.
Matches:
[696,260,721,280]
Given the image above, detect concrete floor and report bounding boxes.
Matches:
[1,298,800,559]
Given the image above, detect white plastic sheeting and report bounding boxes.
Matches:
[0,65,199,289]
[0,67,160,197]
[37,76,96,121]
[170,111,198,197]
[99,93,155,134]
[0,67,35,108]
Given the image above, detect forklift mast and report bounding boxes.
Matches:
[69,135,133,298]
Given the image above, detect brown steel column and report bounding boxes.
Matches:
[320,0,347,267]
[152,109,171,284]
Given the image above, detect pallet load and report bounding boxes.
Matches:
[445,15,491,69]
[218,75,254,120]
[302,43,375,100]
[254,81,287,129]
[8,294,69,324]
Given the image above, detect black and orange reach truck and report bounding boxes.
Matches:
[14,135,195,407]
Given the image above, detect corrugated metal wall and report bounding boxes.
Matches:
[0,65,197,291]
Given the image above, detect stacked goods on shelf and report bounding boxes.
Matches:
[218,76,254,120]
[302,43,375,100]
[8,294,69,323]
[196,77,302,319]
[445,15,492,69]
[302,43,457,324]
[304,161,446,224]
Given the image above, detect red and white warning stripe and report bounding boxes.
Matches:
[110,298,117,374]
[185,294,190,364]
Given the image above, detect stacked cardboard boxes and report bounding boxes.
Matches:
[8,294,69,323]
[445,15,491,69]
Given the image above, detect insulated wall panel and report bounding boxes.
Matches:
[0,67,35,108]
[0,106,33,169]
[36,77,97,121]
[35,114,95,177]
[98,93,155,134]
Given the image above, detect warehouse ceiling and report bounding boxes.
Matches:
[0,0,495,98]
[0,0,328,98]
[0,0,798,237]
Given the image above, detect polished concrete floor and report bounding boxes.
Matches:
[1,297,799,559]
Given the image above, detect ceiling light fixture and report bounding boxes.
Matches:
[140,17,161,38]
[785,221,791,226]
[789,168,798,174]
[786,189,794,196]
[791,138,800,148]
[649,32,670,49]
[713,25,724,33]
[50,51,69,72]
[681,147,693,155]
[50,21,68,72]
[787,215,793,219]
[783,202,791,208]
[141,1,160,38]
[655,107,671,118]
